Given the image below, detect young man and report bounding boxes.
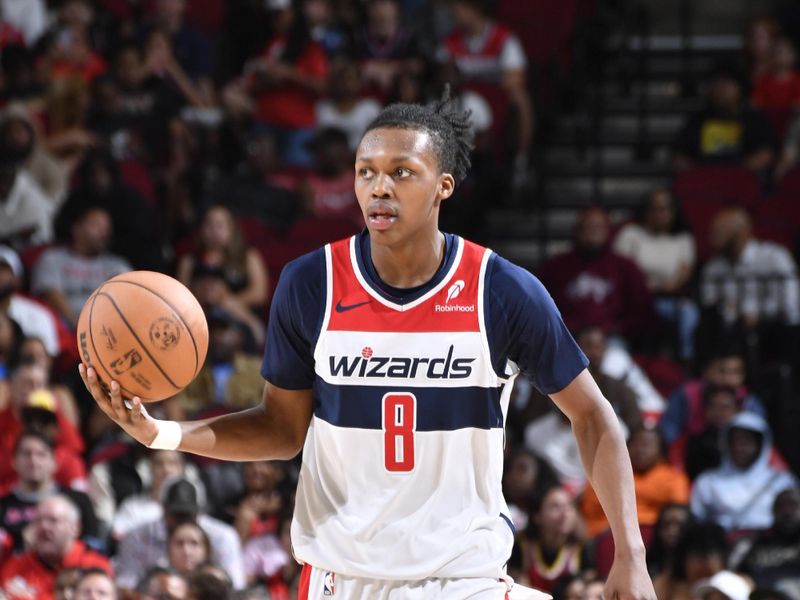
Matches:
[80,97,655,599]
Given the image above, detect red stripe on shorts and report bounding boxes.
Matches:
[298,563,312,600]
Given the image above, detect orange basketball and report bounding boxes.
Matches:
[76,271,209,402]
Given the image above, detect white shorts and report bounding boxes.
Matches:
[298,565,552,600]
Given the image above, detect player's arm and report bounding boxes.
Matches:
[79,364,312,460]
[549,370,656,600]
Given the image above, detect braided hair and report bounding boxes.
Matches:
[362,88,474,183]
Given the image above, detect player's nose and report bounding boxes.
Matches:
[370,172,393,199]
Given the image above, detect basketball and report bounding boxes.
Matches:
[76,271,209,402]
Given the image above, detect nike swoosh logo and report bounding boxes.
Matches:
[335,300,371,313]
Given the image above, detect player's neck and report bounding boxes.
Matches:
[370,230,446,289]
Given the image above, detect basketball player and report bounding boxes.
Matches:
[80,95,656,600]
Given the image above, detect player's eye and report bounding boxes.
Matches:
[358,167,374,179]
[394,167,411,178]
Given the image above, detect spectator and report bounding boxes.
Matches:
[684,386,740,480]
[613,188,698,361]
[114,478,245,590]
[0,430,99,554]
[438,0,533,181]
[187,571,232,600]
[202,130,298,230]
[168,521,211,578]
[32,205,132,329]
[353,0,424,98]
[735,486,800,595]
[700,207,800,333]
[242,522,291,589]
[0,495,111,600]
[520,486,591,593]
[43,20,107,85]
[0,0,47,47]
[646,503,692,578]
[74,568,117,600]
[502,448,558,533]
[751,37,800,112]
[584,578,606,600]
[575,326,643,435]
[0,360,86,494]
[315,58,382,151]
[537,207,655,342]
[17,336,80,425]
[693,571,753,600]
[581,427,689,538]
[0,245,65,358]
[549,574,586,600]
[0,311,22,384]
[229,461,285,543]
[691,412,798,532]
[54,567,83,600]
[524,406,585,494]
[176,205,269,313]
[42,77,97,174]
[673,64,775,172]
[302,0,349,58]
[298,126,362,225]
[652,522,728,600]
[112,450,185,539]
[745,17,780,84]
[0,113,57,250]
[659,344,766,449]
[222,0,328,167]
[136,567,188,600]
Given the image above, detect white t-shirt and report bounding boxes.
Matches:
[0,0,46,46]
[0,170,55,248]
[315,99,383,151]
[613,223,696,290]
[8,294,60,355]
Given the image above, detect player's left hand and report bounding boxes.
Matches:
[604,555,656,600]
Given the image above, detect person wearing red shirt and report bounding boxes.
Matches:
[752,37,800,111]
[0,495,111,600]
[0,360,86,495]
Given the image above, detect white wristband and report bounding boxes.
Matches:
[148,420,183,450]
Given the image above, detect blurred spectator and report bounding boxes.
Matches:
[202,130,298,230]
[242,518,292,590]
[751,37,800,111]
[520,486,591,593]
[168,521,211,578]
[438,0,533,180]
[652,522,728,600]
[683,386,740,480]
[575,326,643,435]
[0,430,98,554]
[503,448,558,533]
[693,571,753,600]
[114,478,244,590]
[549,574,586,600]
[43,78,98,174]
[54,567,83,600]
[0,360,86,494]
[32,205,132,329]
[524,406,585,494]
[659,344,766,449]
[0,113,58,249]
[0,494,111,600]
[613,189,698,361]
[581,427,689,538]
[136,566,188,600]
[673,64,775,172]
[0,246,64,358]
[222,0,328,167]
[315,58,382,151]
[584,578,606,600]
[187,571,232,600]
[537,207,655,342]
[735,486,800,597]
[0,0,46,48]
[16,335,77,427]
[74,567,116,600]
[177,205,269,313]
[700,207,800,333]
[302,0,349,58]
[44,18,108,85]
[0,311,21,385]
[298,126,361,224]
[354,0,424,97]
[691,412,798,532]
[229,461,285,543]
[646,503,691,578]
[112,450,185,539]
[745,17,780,84]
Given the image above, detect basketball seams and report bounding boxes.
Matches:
[96,291,182,390]
[87,289,140,399]
[107,279,201,376]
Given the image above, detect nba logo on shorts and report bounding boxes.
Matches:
[323,571,336,596]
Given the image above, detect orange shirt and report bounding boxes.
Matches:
[0,541,112,600]
[581,462,689,537]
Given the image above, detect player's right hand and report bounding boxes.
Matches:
[78,364,159,447]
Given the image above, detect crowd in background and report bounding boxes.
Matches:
[0,1,799,599]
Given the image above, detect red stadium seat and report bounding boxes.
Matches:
[497,0,577,67]
[774,163,800,198]
[287,217,360,247]
[753,194,800,252]
[763,108,794,142]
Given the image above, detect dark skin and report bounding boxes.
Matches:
[79,126,654,600]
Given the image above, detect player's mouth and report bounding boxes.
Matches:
[367,203,398,231]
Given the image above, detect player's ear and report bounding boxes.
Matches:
[436,173,455,204]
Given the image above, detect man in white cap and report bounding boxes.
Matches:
[0,244,61,357]
[693,571,752,600]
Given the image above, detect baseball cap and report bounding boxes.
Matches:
[693,571,752,600]
[163,478,199,516]
[0,245,22,278]
[21,389,58,425]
